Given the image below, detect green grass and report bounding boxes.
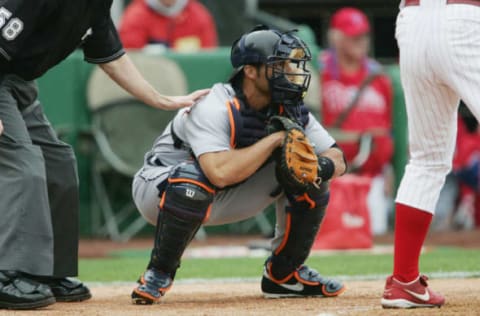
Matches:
[78,247,480,282]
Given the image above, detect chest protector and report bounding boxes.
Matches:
[225,86,310,149]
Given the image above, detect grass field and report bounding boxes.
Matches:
[78,247,480,282]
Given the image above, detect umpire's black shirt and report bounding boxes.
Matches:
[0,0,124,81]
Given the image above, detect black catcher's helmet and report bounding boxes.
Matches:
[230,25,312,121]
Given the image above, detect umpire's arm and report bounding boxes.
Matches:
[99,55,209,110]
[84,11,209,111]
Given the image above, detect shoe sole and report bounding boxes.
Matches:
[263,293,327,299]
[263,289,346,299]
[55,292,92,302]
[131,289,160,305]
[131,297,156,305]
[0,297,56,310]
[262,284,346,299]
[381,298,442,309]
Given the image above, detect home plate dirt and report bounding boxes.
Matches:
[5,278,479,316]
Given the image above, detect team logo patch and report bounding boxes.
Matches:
[185,188,195,198]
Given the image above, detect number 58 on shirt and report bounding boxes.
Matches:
[0,7,23,41]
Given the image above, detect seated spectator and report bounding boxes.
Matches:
[319,7,394,235]
[452,106,480,229]
[432,104,480,231]
[119,0,218,52]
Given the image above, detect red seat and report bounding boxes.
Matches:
[313,174,373,250]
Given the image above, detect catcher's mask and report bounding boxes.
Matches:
[230,26,312,122]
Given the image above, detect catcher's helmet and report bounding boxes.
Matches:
[230,25,312,122]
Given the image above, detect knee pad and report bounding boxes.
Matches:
[160,161,215,223]
[270,182,330,279]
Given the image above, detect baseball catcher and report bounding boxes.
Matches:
[130,25,347,304]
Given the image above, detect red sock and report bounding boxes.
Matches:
[393,203,433,283]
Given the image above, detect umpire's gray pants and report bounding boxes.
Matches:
[132,161,287,251]
[0,75,79,277]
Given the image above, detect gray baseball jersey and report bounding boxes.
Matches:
[132,83,335,246]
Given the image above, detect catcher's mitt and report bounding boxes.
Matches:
[267,116,321,193]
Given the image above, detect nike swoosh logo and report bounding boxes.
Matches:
[279,282,304,292]
[404,289,430,301]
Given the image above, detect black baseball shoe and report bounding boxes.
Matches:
[261,262,346,298]
[0,271,56,310]
[131,269,173,305]
[35,277,92,302]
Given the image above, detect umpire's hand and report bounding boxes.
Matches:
[164,89,210,110]
[0,119,3,136]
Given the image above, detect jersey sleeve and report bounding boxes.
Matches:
[83,11,124,64]
[0,0,51,62]
[184,88,231,158]
[305,113,336,154]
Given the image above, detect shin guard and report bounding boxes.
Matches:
[148,162,215,275]
[269,182,330,280]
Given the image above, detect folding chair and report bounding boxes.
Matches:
[87,53,188,241]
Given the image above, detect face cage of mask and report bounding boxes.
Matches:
[266,57,311,91]
[265,57,311,123]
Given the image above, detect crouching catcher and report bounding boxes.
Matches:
[130,25,347,304]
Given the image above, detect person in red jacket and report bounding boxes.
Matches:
[119,0,218,52]
[320,7,394,235]
[452,110,480,229]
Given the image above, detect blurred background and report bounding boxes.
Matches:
[39,0,479,247]
[112,0,400,62]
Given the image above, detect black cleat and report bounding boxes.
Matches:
[41,277,91,302]
[0,271,56,310]
[131,269,173,305]
[261,263,346,298]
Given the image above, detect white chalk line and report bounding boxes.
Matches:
[86,270,480,287]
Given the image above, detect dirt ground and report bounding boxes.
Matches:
[4,230,478,315]
[22,229,470,316]
[4,279,480,316]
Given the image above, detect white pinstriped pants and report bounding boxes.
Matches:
[395,0,480,213]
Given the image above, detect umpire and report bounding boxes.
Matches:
[0,0,207,310]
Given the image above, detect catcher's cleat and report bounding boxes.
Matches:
[131,269,173,305]
[261,263,346,298]
[381,275,445,309]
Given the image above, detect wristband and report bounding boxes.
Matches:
[318,156,335,182]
